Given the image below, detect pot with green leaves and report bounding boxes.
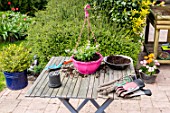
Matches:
[0,44,32,90]
[71,41,103,75]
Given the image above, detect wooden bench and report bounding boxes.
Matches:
[25,56,137,113]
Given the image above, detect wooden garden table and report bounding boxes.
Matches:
[25,56,137,113]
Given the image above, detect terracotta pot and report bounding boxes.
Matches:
[71,53,103,74]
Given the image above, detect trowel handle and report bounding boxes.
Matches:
[63,59,72,65]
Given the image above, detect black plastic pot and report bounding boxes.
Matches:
[103,55,131,70]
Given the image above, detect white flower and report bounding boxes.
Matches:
[140,61,144,65]
[154,60,158,63]
[148,67,154,72]
[86,45,90,50]
[153,65,157,69]
[143,60,147,64]
[65,49,70,53]
[139,69,142,72]
[155,62,160,66]
[146,65,149,68]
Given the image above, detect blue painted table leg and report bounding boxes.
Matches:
[95,98,113,113]
[58,98,78,113]
[77,99,89,112]
[90,99,105,113]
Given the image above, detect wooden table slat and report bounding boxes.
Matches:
[25,57,56,97]
[72,76,82,98]
[86,75,95,98]
[77,75,90,98]
[50,57,69,97]
[41,57,66,97]
[66,76,78,98]
[34,58,60,97]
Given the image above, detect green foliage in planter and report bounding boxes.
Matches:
[27,0,141,67]
[0,11,32,42]
[0,44,32,72]
[0,0,49,16]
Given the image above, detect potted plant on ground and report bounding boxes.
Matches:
[0,44,32,90]
[139,53,160,84]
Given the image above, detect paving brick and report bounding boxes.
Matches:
[18,99,33,106]
[0,103,18,113]
[140,99,153,108]
[44,103,60,113]
[160,108,170,113]
[127,110,141,113]
[49,98,61,105]
[141,108,161,113]
[27,101,47,110]
[121,102,140,111]
[152,101,170,108]
[25,109,44,113]
[150,90,169,102]
[57,106,70,113]
[13,106,27,113]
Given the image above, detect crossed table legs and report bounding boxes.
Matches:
[59,98,113,113]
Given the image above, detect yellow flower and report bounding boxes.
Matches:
[148,53,154,58]
[144,56,148,59]
[160,1,165,6]
[147,58,153,63]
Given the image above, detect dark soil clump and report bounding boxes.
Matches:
[107,55,131,64]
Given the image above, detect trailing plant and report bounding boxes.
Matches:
[0,43,32,72]
[0,0,49,16]
[0,11,32,42]
[27,0,141,67]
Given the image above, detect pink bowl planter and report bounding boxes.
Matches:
[71,53,103,74]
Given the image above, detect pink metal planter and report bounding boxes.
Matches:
[71,53,103,74]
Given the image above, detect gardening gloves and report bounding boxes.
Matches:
[98,76,152,98]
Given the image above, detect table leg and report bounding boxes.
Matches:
[58,98,78,113]
[77,99,89,111]
[95,98,113,113]
[90,99,105,113]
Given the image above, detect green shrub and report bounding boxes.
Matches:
[0,0,49,16]
[27,0,141,67]
[0,11,32,42]
[0,44,32,72]
[91,0,151,36]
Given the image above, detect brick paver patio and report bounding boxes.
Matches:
[0,25,170,113]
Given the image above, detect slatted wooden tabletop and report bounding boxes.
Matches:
[25,56,136,99]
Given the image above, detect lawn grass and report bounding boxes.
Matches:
[0,40,27,91]
[0,72,5,91]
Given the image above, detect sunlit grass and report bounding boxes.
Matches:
[0,72,5,91]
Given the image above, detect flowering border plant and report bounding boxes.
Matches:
[139,53,160,76]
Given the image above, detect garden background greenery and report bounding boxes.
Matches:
[0,0,151,91]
